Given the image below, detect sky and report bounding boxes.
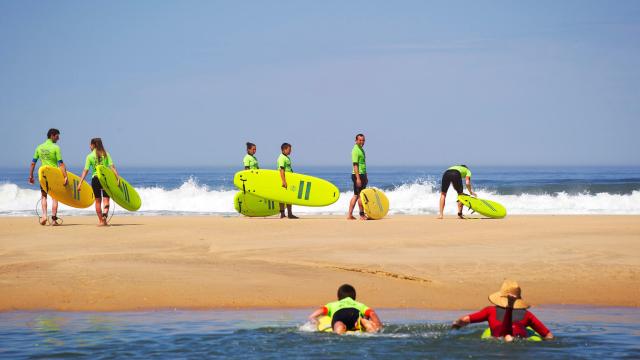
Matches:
[1,0,639,168]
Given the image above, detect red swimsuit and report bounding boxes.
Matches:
[468,306,550,338]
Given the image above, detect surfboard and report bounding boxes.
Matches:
[38,166,94,208]
[481,327,542,342]
[234,169,340,207]
[234,192,280,217]
[360,188,389,220]
[457,194,506,219]
[95,165,142,211]
[317,316,361,333]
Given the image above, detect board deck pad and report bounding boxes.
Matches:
[233,169,340,207]
[38,166,94,208]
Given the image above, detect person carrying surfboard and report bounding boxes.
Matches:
[243,142,259,170]
[77,138,121,226]
[28,128,68,225]
[277,143,298,219]
[438,165,476,219]
[451,279,554,342]
[308,284,382,334]
[348,134,368,220]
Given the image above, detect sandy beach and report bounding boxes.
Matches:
[0,215,638,311]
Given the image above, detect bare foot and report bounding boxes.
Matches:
[436,215,443,219]
[280,213,286,219]
[39,217,48,225]
[347,215,357,220]
[287,214,299,219]
[359,216,367,220]
[457,212,465,219]
[98,221,109,227]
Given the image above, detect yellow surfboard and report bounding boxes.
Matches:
[234,169,340,207]
[38,166,94,208]
[234,192,280,217]
[360,188,389,220]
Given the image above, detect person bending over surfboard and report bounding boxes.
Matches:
[243,142,259,170]
[348,134,368,220]
[278,143,298,219]
[451,279,554,342]
[437,165,477,219]
[29,128,68,226]
[77,138,120,226]
[308,284,382,334]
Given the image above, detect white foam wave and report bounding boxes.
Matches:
[2,179,639,216]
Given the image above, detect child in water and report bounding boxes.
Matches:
[451,279,554,341]
[308,284,382,334]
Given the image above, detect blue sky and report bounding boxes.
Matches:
[1,0,639,168]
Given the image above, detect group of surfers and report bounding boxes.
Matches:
[30,129,478,224]
[29,128,554,341]
[311,281,555,341]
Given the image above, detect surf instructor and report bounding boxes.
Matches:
[278,142,298,219]
[348,134,367,220]
[438,165,476,219]
[243,142,259,170]
[29,128,68,226]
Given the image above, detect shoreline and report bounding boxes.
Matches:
[1,215,638,312]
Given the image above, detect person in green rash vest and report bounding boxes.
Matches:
[308,284,382,334]
[77,138,121,226]
[28,128,68,226]
[243,142,259,170]
[438,165,477,219]
[347,134,368,220]
[277,142,298,219]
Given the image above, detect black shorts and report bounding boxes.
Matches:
[92,177,110,199]
[441,169,463,194]
[331,308,361,330]
[351,173,368,196]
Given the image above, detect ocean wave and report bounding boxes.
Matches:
[1,179,639,216]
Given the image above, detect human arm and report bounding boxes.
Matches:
[466,177,476,197]
[76,169,89,192]
[526,311,554,340]
[307,307,327,324]
[280,168,287,188]
[59,163,68,186]
[111,165,121,185]
[353,164,361,187]
[28,161,36,184]
[452,307,490,329]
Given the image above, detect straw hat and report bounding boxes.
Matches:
[488,279,530,309]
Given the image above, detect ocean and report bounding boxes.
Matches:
[2,166,640,216]
[1,307,638,359]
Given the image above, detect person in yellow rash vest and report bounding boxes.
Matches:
[308,284,382,334]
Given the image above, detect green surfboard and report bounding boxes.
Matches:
[95,165,142,211]
[458,194,506,219]
[233,169,340,207]
[234,192,280,217]
[481,327,542,341]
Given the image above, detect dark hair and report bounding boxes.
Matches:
[281,142,291,151]
[337,284,356,300]
[47,128,60,139]
[460,164,468,169]
[246,142,256,150]
[91,138,107,162]
[355,133,365,140]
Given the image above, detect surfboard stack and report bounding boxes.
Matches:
[232,169,340,217]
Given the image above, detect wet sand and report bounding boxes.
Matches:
[0,215,638,311]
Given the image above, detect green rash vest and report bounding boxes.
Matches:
[243,154,259,169]
[84,150,113,178]
[32,139,63,168]
[323,297,372,319]
[352,144,366,174]
[448,165,472,179]
[277,154,292,172]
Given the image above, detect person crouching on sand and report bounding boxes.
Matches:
[308,284,382,334]
[451,279,554,341]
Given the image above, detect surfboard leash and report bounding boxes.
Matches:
[34,199,48,225]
